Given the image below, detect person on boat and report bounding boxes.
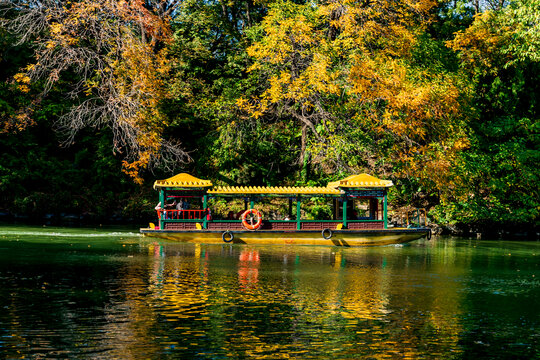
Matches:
[165,200,177,209]
[175,200,187,219]
[163,200,177,219]
[177,199,189,210]
[175,200,184,212]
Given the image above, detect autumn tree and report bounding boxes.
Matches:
[238,0,469,190]
[1,0,189,183]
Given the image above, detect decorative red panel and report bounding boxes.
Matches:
[300,222,341,230]
[164,222,198,230]
[207,222,244,230]
[347,222,384,230]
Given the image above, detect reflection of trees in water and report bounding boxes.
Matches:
[106,242,465,358]
[5,236,538,358]
[1,250,149,358]
[1,240,467,358]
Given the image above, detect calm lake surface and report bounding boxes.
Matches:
[0,226,538,359]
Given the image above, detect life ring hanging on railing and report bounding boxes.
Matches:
[241,209,263,230]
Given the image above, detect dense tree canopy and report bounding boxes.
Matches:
[0,0,538,234]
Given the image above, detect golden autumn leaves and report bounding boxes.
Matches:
[6,0,188,183]
[237,0,469,187]
[5,0,484,186]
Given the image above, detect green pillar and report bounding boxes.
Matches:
[158,189,165,229]
[296,196,301,230]
[250,198,255,209]
[383,193,388,229]
[342,196,348,228]
[202,194,208,229]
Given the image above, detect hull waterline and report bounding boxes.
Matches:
[139,228,430,246]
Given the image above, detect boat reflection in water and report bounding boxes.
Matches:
[2,228,538,359]
[238,249,260,289]
[124,240,466,359]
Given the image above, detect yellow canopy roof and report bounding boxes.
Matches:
[153,173,213,189]
[328,174,393,188]
[208,186,342,196]
[153,173,391,192]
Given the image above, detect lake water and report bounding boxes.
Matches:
[0,225,538,359]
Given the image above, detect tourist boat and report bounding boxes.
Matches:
[140,173,431,246]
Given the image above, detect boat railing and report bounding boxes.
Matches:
[157,209,206,220]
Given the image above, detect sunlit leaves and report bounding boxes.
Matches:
[241,0,468,188]
[3,0,188,183]
[449,0,540,73]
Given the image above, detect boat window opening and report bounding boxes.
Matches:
[302,197,333,221]
[157,190,208,220]
[206,197,243,220]
[370,198,381,221]
[352,199,369,220]
[334,197,382,221]
[243,197,295,221]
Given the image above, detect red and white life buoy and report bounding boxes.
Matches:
[241,209,263,230]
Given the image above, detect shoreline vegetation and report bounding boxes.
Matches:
[0,0,538,238]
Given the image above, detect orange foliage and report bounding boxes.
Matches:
[7,0,184,182]
[241,0,468,188]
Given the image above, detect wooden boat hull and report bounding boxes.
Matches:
[139,228,430,246]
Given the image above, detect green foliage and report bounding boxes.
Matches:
[437,0,540,230]
[303,198,333,221]
[501,0,540,64]
[0,0,538,233]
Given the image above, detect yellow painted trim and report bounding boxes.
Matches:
[208,186,342,195]
[327,173,393,188]
[153,173,213,189]
[141,229,428,246]
[151,173,392,192]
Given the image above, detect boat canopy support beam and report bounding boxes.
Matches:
[383,193,388,229]
[159,189,165,229]
[203,194,208,229]
[342,196,348,228]
[296,196,301,230]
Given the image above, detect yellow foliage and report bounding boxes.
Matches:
[447,11,511,74]
[10,0,179,183]
[13,73,31,93]
[241,0,467,188]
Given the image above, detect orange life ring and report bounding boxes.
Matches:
[241,209,263,230]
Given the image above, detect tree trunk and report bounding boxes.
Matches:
[300,123,310,181]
